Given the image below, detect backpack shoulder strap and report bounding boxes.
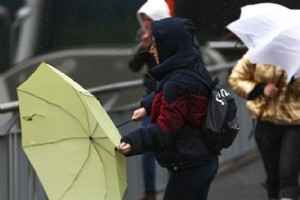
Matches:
[173,69,219,93]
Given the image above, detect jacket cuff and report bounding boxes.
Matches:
[247,83,265,100]
[121,128,145,156]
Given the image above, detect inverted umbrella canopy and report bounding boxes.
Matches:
[227,3,300,82]
[17,62,127,200]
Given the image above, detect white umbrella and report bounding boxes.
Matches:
[227,3,300,82]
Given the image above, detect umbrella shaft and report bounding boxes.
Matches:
[116,119,132,128]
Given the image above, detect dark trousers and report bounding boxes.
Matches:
[255,120,300,199]
[142,116,156,193]
[163,158,218,200]
[142,151,156,193]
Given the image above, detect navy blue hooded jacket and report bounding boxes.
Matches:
[122,18,217,171]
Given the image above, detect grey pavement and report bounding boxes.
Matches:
[209,158,267,200]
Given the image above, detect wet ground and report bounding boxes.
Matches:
[209,158,267,200]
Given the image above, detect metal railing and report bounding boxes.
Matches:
[0,61,236,114]
[0,79,143,114]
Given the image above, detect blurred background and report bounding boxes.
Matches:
[0,0,300,200]
[0,0,298,73]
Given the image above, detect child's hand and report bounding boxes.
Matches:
[117,142,132,155]
[132,108,147,122]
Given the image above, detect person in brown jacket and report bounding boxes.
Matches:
[228,53,300,200]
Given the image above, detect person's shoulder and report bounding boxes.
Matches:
[162,73,196,101]
[240,53,251,64]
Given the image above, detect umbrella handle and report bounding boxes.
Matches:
[257,98,270,119]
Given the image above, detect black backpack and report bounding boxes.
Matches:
[175,69,239,154]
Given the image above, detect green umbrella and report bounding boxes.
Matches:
[17,62,127,200]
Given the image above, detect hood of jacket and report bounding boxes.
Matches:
[137,0,170,29]
[149,17,200,80]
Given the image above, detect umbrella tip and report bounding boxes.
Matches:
[89,136,93,141]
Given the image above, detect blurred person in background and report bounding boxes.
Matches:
[119,17,218,200]
[228,49,300,199]
[128,1,170,199]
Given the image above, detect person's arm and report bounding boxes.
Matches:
[128,43,150,72]
[155,81,189,134]
[228,54,258,99]
[289,76,300,98]
[246,83,265,100]
[140,91,155,115]
[119,123,174,156]
[118,82,190,156]
[117,92,161,156]
[229,56,280,100]
[128,29,152,72]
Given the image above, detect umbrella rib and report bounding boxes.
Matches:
[18,90,90,136]
[22,137,87,148]
[73,89,93,137]
[246,35,255,48]
[91,123,98,138]
[92,136,107,139]
[90,124,108,139]
[58,141,92,200]
[91,124,119,158]
[92,140,115,157]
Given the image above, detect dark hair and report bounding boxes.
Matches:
[221,31,244,46]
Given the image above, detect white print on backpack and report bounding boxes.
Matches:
[215,89,230,105]
[172,69,239,153]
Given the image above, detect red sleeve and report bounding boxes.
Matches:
[157,94,189,134]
